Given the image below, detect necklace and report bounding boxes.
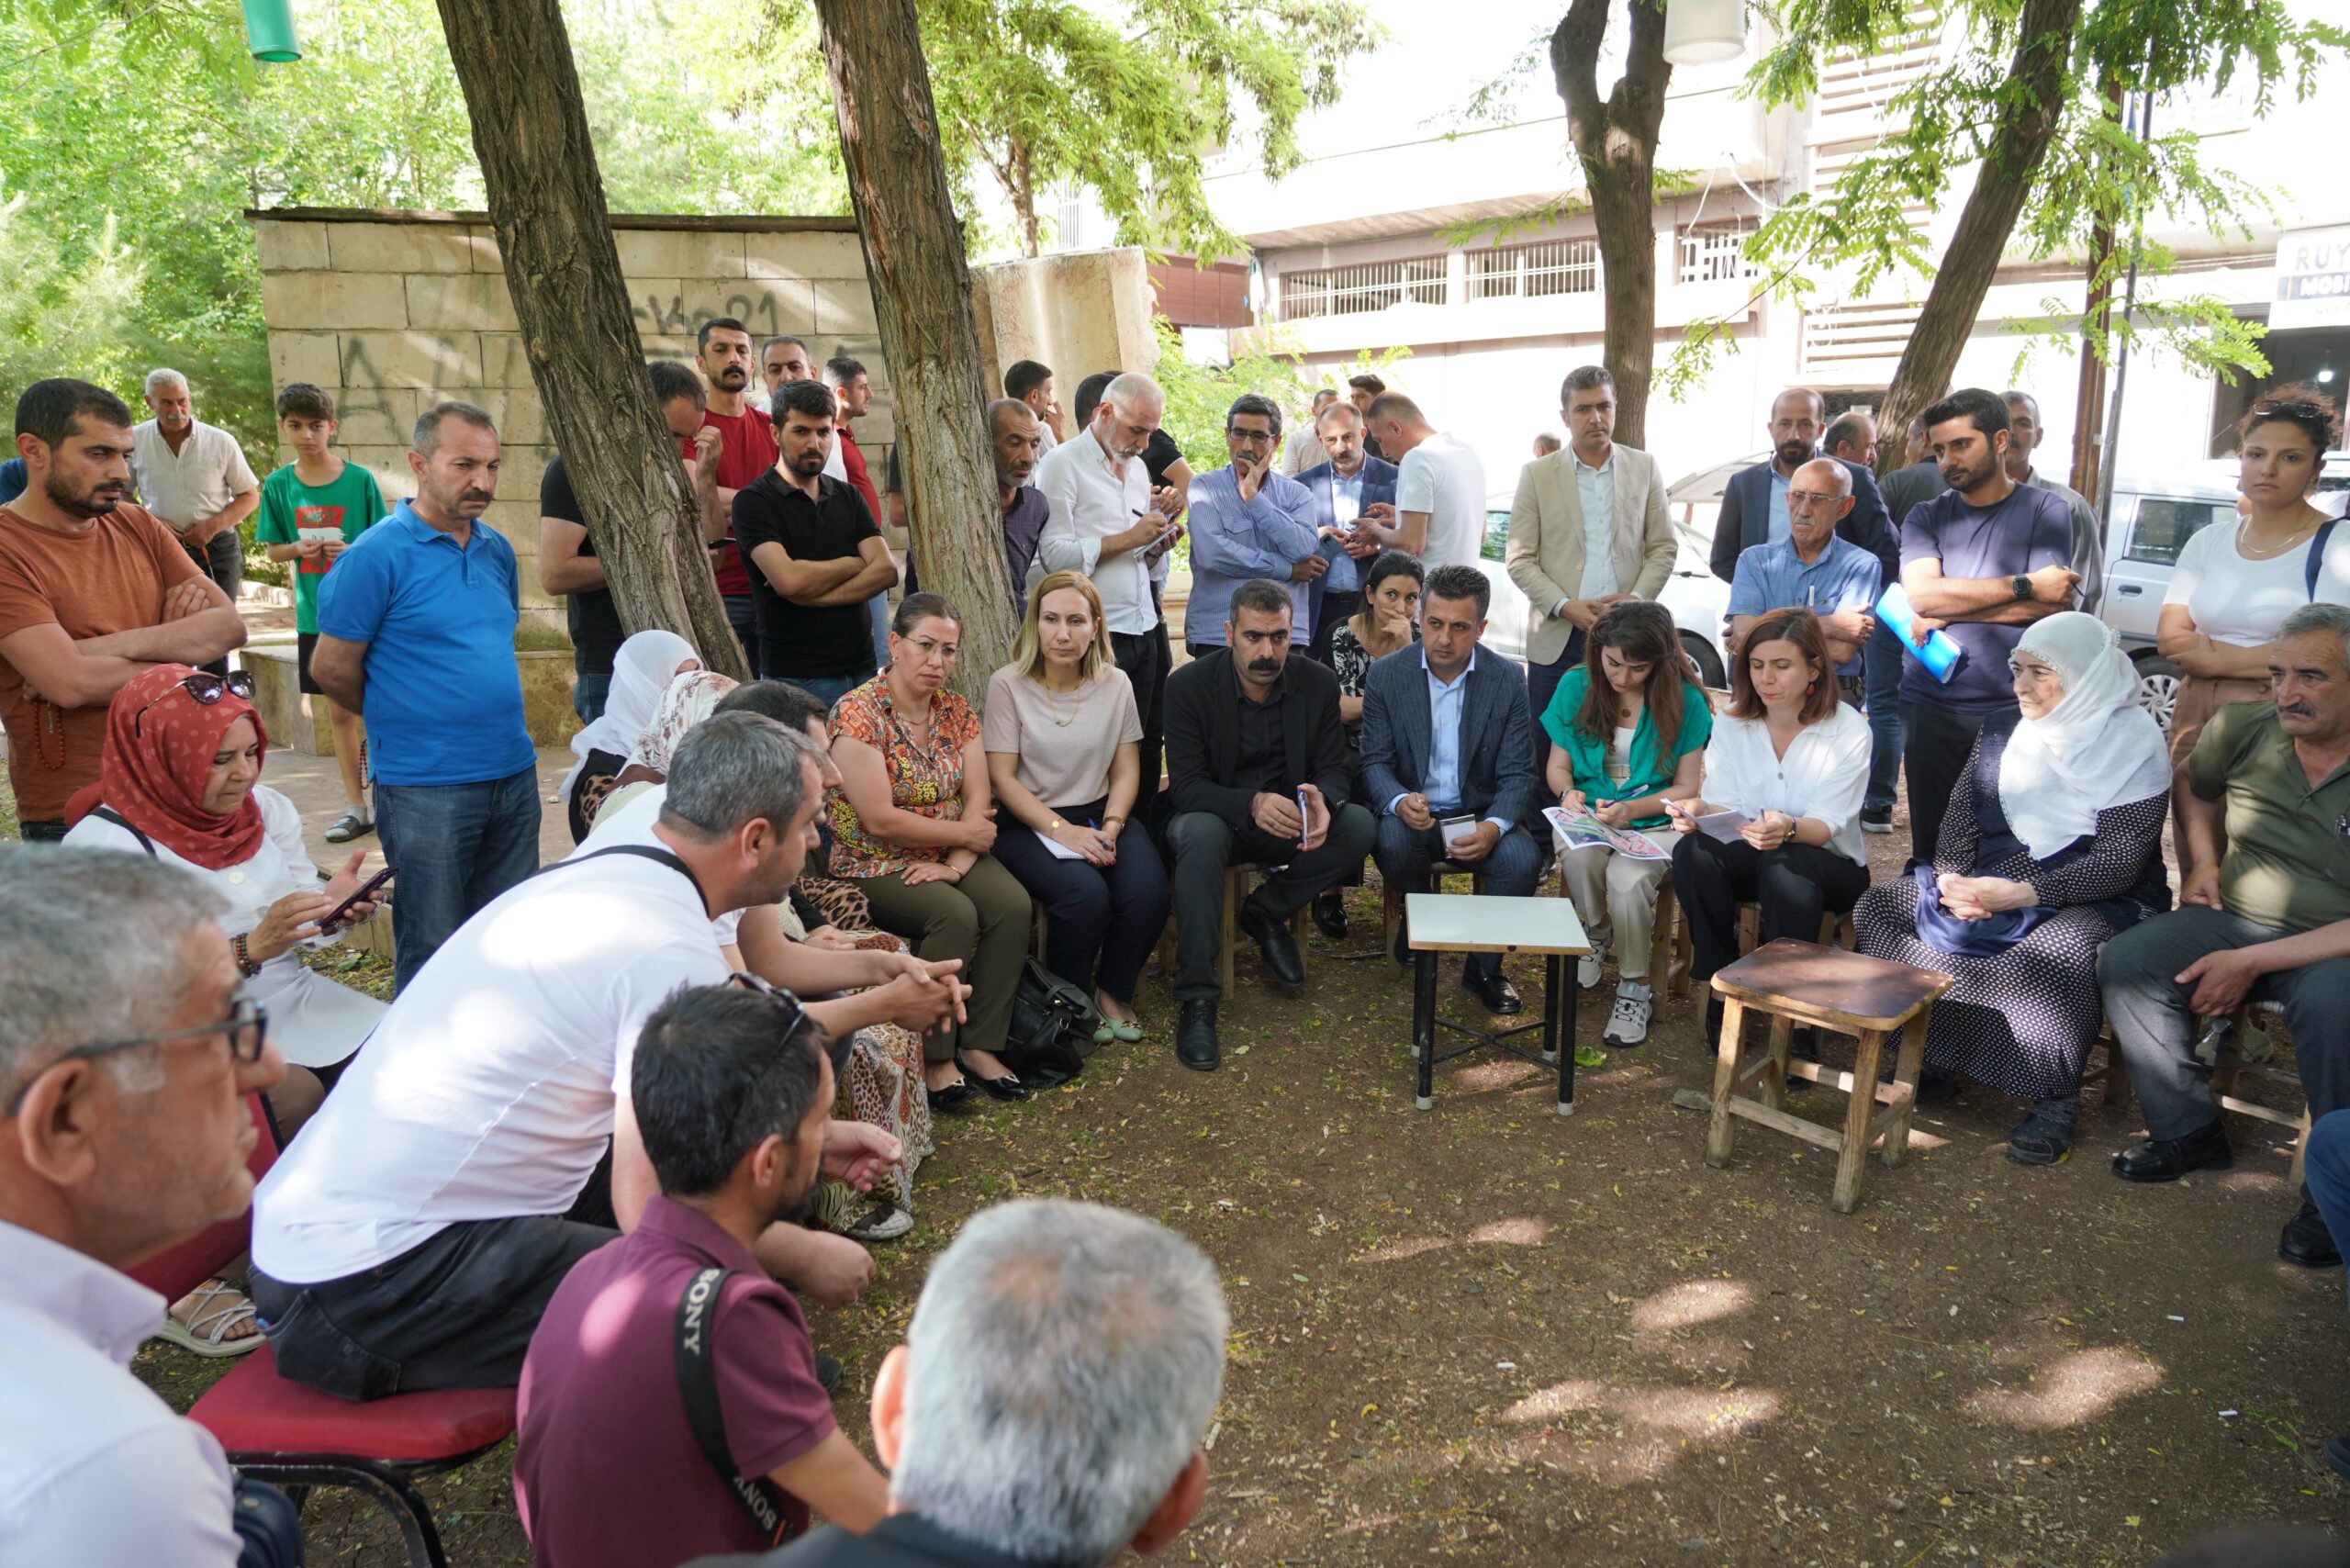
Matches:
[2239,511,2322,560]
[1037,674,1086,727]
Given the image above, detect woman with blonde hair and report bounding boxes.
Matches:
[984,569,1169,1040]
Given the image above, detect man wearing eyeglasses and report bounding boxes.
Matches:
[0,849,291,1565]
[1726,458,1884,691]
[1181,394,1319,660]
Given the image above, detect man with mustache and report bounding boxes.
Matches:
[312,401,541,991]
[989,398,1049,616]
[2102,603,2350,1270]
[0,378,246,842]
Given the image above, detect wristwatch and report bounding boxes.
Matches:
[2010,573,2032,601]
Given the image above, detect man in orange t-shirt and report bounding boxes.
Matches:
[0,379,246,837]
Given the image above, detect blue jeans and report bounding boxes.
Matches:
[572,671,611,725]
[2306,1112,2350,1306]
[374,767,543,993]
[772,669,871,710]
[1863,622,1904,811]
[867,591,891,666]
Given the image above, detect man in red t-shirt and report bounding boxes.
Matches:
[514,984,892,1567]
[698,319,781,672]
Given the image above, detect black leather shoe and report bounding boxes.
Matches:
[2326,1433,2350,1481]
[957,1051,1032,1103]
[1239,895,1305,990]
[2281,1195,2343,1268]
[1464,969,1521,1014]
[1311,890,1349,940]
[1177,1001,1219,1071]
[2110,1122,2232,1182]
[1392,913,1412,968]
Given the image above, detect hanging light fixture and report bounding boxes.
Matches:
[1662,0,1745,65]
[241,0,301,63]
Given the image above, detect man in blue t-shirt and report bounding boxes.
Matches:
[1896,387,2083,860]
[313,401,540,991]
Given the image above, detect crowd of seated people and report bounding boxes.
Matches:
[8,354,2350,1566]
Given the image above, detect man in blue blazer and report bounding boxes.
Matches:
[1293,402,1399,666]
[1359,563,1543,1014]
[1708,386,1904,833]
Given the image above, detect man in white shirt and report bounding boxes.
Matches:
[1503,365,1677,728]
[0,849,290,1565]
[1035,371,1184,821]
[130,368,259,610]
[1357,392,1487,569]
[249,712,909,1400]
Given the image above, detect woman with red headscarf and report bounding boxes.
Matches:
[62,664,388,1354]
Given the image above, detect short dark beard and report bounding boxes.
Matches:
[47,472,120,519]
[786,451,826,479]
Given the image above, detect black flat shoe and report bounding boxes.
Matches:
[1914,1067,1962,1105]
[925,1079,973,1114]
[2110,1122,2232,1183]
[1238,894,1305,991]
[1311,890,1349,941]
[1177,1000,1219,1071]
[957,1052,1032,1102]
[1463,969,1521,1015]
[2281,1195,2343,1268]
[1392,913,1413,969]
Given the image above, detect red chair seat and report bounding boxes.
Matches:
[190,1344,516,1462]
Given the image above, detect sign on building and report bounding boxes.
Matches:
[2271,224,2350,330]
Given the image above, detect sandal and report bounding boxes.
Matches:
[155,1279,264,1358]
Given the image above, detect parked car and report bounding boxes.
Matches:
[2098,474,2250,734]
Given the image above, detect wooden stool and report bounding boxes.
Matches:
[1654,876,1690,998]
[2213,1002,2311,1189]
[1706,938,1952,1213]
[1383,863,1487,973]
[1155,864,1312,994]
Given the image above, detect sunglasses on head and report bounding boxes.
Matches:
[133,670,255,739]
[728,971,847,1075]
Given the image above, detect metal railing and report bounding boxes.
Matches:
[1678,228,1755,285]
[1277,255,1449,320]
[1466,239,1600,301]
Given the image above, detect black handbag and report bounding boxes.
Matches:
[1002,957,1099,1087]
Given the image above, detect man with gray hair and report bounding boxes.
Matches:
[0,849,293,1563]
[2101,603,2350,1267]
[312,399,540,991]
[712,1198,1225,1568]
[250,712,912,1399]
[130,367,260,614]
[1036,371,1184,814]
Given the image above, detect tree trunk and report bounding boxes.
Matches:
[1872,0,2085,478]
[814,0,1014,698]
[1552,0,1672,451]
[431,0,745,680]
[1012,138,1041,259]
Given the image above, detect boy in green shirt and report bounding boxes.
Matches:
[257,382,386,842]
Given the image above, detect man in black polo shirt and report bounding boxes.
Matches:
[733,380,899,704]
[540,360,722,722]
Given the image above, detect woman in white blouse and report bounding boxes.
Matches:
[984,570,1169,1040]
[62,664,386,1354]
[1664,606,1874,1033]
[2158,386,2347,821]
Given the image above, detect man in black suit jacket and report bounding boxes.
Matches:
[1359,564,1543,1014]
[1161,577,1378,1069]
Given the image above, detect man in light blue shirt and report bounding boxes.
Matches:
[1184,394,1319,655]
[1727,457,1883,681]
[1359,564,1543,1015]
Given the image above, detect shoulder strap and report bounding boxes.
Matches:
[2310,516,2341,602]
[538,842,707,910]
[90,806,158,857]
[675,1267,795,1549]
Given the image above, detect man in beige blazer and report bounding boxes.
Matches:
[1505,364,1677,729]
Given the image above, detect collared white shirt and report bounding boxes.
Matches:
[1573,447,1618,598]
[1699,702,1874,866]
[129,419,258,531]
[0,1220,241,1564]
[1034,426,1158,635]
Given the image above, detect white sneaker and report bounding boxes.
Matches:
[1603,986,1652,1047]
[1576,928,1610,991]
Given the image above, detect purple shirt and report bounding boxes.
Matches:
[1897,483,2078,712]
[515,1196,834,1567]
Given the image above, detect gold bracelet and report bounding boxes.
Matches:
[1046,819,1062,833]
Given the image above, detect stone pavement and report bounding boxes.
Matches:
[264,745,579,881]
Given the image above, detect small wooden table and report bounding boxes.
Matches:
[1404,893,1592,1115]
[1705,938,1952,1212]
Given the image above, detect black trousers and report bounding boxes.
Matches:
[1166,803,1376,1002]
[183,531,241,678]
[1899,700,2002,862]
[724,593,761,678]
[1671,831,1872,982]
[1111,622,1172,832]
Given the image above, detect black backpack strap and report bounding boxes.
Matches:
[539,842,709,912]
[90,806,158,857]
[675,1267,794,1548]
[2310,516,2341,602]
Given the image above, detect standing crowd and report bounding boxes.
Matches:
[1,339,2346,1566]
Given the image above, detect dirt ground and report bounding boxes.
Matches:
[7,762,2342,1567]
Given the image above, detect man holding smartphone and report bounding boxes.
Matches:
[1294,401,1399,667]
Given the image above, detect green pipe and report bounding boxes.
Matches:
[242,0,301,63]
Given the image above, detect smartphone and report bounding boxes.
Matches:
[1295,787,1313,843]
[1438,813,1477,852]
[318,867,395,935]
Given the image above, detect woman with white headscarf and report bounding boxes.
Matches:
[560,628,699,841]
[1856,612,2172,1165]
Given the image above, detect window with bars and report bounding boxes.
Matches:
[1678,227,1754,285]
[1465,239,1600,301]
[1278,255,1448,319]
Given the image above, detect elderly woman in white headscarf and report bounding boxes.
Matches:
[560,629,699,841]
[1856,612,2172,1165]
